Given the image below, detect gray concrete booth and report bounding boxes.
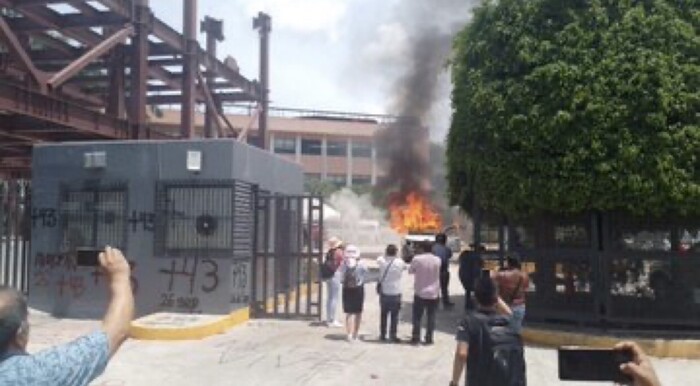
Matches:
[30,139,303,318]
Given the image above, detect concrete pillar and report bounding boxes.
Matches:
[295,134,301,164]
[347,137,353,187]
[371,142,377,185]
[321,136,328,180]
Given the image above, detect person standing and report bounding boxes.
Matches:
[376,244,406,343]
[321,237,345,327]
[0,247,134,385]
[409,241,441,345]
[494,255,530,333]
[450,276,523,386]
[432,233,454,308]
[336,244,367,342]
[458,244,485,311]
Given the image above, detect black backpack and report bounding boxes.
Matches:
[320,248,337,280]
[343,263,359,289]
[463,312,526,386]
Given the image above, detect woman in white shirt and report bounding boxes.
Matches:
[376,244,406,343]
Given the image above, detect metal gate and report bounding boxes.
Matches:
[251,194,323,319]
[0,179,31,293]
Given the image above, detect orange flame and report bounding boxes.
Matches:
[389,192,442,235]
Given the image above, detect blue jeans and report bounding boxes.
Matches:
[325,278,341,322]
[511,304,526,333]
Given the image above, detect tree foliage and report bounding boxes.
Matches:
[447,0,699,218]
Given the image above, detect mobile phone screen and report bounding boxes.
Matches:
[558,347,633,383]
[76,248,102,267]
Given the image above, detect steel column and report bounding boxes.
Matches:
[130,1,150,139]
[201,16,223,138]
[181,0,198,139]
[253,12,271,149]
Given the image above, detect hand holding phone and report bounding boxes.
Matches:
[558,346,634,384]
[76,248,103,267]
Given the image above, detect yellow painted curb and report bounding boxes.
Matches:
[130,307,250,341]
[522,328,700,359]
[130,282,320,341]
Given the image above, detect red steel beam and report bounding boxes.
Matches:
[0,81,129,139]
[0,13,45,88]
[47,25,134,89]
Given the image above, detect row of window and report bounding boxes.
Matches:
[305,173,372,187]
[273,138,373,158]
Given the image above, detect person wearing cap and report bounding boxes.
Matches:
[335,244,368,341]
[323,237,345,327]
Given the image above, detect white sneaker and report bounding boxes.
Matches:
[346,334,353,342]
[330,321,343,328]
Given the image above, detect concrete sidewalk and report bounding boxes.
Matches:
[25,266,700,386]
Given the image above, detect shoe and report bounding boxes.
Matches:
[424,338,434,345]
[329,320,343,327]
[390,337,402,344]
[410,338,420,345]
[352,334,359,341]
[379,336,387,342]
[346,334,353,342]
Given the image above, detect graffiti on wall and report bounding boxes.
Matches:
[33,252,139,299]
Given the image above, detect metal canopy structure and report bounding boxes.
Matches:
[0,0,269,175]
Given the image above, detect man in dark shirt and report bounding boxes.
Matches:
[458,244,485,310]
[450,276,516,386]
[432,233,454,308]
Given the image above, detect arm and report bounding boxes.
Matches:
[494,296,513,317]
[100,247,135,358]
[451,342,468,385]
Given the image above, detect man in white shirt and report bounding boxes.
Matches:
[376,244,406,342]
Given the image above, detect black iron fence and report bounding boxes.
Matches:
[505,213,700,332]
[0,179,31,293]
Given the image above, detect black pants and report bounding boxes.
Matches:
[464,289,474,311]
[440,270,451,305]
[379,294,401,339]
[412,296,438,342]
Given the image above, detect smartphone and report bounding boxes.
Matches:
[558,346,634,383]
[481,269,491,278]
[76,248,102,267]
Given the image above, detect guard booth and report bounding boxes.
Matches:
[29,139,322,320]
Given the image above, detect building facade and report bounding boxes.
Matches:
[151,106,396,189]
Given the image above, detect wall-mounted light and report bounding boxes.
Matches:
[187,150,202,172]
[84,151,106,169]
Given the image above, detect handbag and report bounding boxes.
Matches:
[376,258,395,295]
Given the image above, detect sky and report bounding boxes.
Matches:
[151,0,475,142]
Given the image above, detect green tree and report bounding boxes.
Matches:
[448,0,699,218]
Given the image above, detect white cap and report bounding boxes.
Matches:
[345,244,360,259]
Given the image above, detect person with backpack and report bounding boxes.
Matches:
[450,276,526,386]
[321,237,345,327]
[335,244,367,342]
[494,255,529,333]
[376,244,406,343]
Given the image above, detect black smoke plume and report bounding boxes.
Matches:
[375,1,473,212]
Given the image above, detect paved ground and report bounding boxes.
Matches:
[25,265,700,386]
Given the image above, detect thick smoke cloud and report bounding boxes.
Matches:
[374,1,475,205]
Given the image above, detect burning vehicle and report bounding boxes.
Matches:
[389,192,443,262]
